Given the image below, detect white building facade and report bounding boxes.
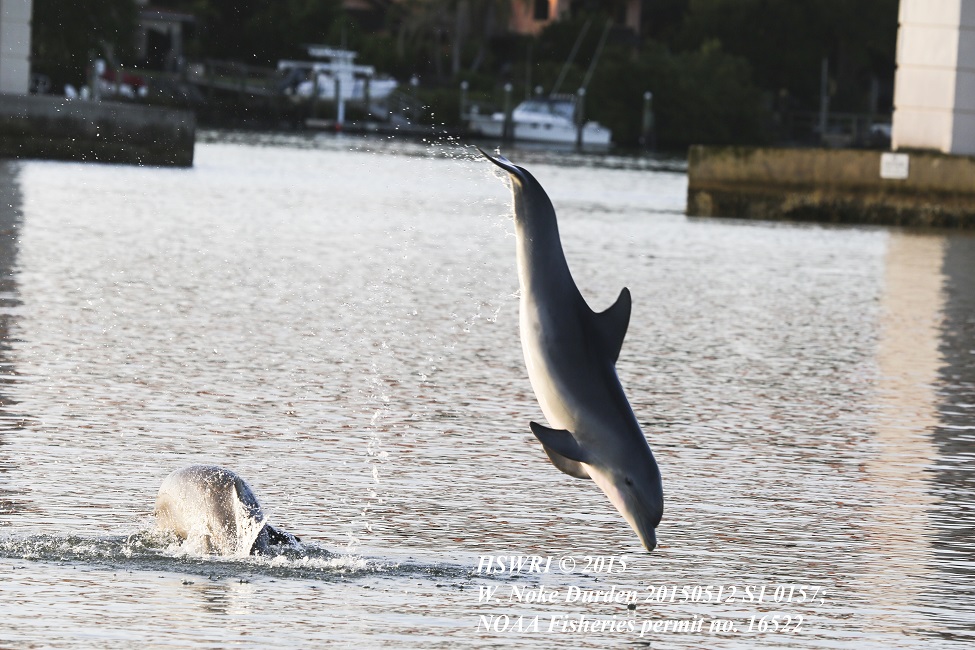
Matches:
[893,0,975,155]
[0,0,31,94]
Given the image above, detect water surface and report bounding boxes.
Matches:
[0,134,972,648]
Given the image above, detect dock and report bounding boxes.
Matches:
[687,146,975,229]
[0,94,195,167]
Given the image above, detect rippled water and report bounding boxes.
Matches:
[0,133,972,648]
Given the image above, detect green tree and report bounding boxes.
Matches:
[240,0,345,65]
[390,0,517,81]
[587,40,770,147]
[152,0,344,66]
[678,0,898,112]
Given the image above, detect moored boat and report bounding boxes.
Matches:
[278,46,397,102]
[468,95,611,147]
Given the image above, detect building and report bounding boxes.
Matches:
[0,0,31,94]
[510,0,642,36]
[135,1,196,71]
[892,0,975,155]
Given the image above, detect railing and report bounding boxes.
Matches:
[783,111,891,148]
[186,61,286,97]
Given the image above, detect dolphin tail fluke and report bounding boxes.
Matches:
[594,287,631,363]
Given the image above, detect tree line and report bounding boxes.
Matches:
[31,0,899,148]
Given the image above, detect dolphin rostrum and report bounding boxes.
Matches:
[480,148,663,552]
[154,465,300,556]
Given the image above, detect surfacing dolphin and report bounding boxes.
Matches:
[480,148,663,552]
[154,465,300,556]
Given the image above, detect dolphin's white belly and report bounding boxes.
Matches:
[520,295,605,434]
[525,352,572,427]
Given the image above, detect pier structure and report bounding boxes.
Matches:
[0,0,31,94]
[688,0,975,228]
[0,94,195,166]
[893,0,975,155]
[0,0,195,166]
[687,146,975,228]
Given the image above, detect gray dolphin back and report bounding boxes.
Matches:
[154,464,299,556]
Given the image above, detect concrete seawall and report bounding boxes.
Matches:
[0,94,195,167]
[687,146,975,228]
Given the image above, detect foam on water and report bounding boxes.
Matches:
[0,530,482,585]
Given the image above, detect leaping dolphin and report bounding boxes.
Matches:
[154,465,300,556]
[480,148,663,552]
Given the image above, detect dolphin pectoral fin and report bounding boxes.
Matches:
[530,422,591,479]
[530,421,590,464]
[595,287,631,363]
[541,446,592,480]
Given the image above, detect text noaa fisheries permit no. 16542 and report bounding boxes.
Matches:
[476,612,806,637]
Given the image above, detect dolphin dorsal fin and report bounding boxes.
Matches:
[530,422,590,463]
[594,287,631,363]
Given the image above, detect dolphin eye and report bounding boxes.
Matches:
[624,477,633,487]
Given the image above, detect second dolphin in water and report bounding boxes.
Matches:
[481,149,663,552]
[154,465,300,556]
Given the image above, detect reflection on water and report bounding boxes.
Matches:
[0,135,972,648]
[0,161,24,518]
[865,233,944,640]
[931,235,975,635]
[0,162,21,415]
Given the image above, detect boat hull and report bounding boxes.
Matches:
[294,76,397,101]
[469,114,612,147]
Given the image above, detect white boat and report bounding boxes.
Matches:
[278,47,397,102]
[468,96,612,147]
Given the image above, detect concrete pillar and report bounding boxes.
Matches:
[892,0,975,155]
[0,0,32,94]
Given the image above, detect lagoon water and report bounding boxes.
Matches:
[0,133,973,648]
